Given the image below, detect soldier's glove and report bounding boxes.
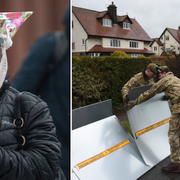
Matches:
[124,102,135,111]
[123,95,129,103]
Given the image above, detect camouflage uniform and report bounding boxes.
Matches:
[121,70,154,102]
[134,72,180,163]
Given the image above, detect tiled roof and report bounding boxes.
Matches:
[167,28,180,44]
[149,38,163,47]
[117,15,128,22]
[72,6,152,42]
[117,15,132,24]
[89,45,155,54]
[97,11,107,18]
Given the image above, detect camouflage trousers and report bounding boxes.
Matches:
[169,113,180,163]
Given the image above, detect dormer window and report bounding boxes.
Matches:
[102,18,112,27]
[123,22,131,29]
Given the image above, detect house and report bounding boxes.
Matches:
[72,2,155,57]
[149,38,163,56]
[149,27,180,56]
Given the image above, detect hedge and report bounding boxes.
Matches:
[72,55,180,109]
[72,56,153,109]
[152,56,180,78]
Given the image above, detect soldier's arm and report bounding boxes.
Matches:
[122,76,140,99]
[134,79,166,105]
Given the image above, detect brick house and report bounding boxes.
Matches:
[72,2,155,57]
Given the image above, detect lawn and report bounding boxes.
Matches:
[121,120,133,136]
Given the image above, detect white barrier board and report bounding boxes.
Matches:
[72,116,151,180]
[72,170,79,180]
[127,92,171,167]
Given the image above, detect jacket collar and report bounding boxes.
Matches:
[166,72,173,76]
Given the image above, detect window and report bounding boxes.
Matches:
[102,18,112,27]
[82,39,85,45]
[154,46,157,51]
[110,39,121,47]
[131,54,143,57]
[88,53,100,57]
[166,48,170,53]
[130,41,138,48]
[165,35,169,41]
[161,37,163,40]
[178,46,180,50]
[72,42,75,50]
[123,22,131,29]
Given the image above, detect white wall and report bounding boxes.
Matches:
[151,41,159,56]
[144,42,151,50]
[148,41,163,56]
[161,29,180,54]
[86,37,102,51]
[72,12,88,53]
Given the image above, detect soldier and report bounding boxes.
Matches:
[121,63,158,104]
[125,65,180,173]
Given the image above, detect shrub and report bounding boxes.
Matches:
[163,53,173,57]
[72,55,180,109]
[150,55,158,58]
[137,55,145,58]
[111,51,128,57]
[121,120,133,136]
[72,56,152,108]
[72,56,108,108]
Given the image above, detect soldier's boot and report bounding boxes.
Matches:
[162,163,180,173]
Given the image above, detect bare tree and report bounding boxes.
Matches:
[170,44,180,60]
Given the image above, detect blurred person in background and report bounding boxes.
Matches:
[11,5,70,180]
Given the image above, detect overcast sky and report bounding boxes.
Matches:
[72,0,180,38]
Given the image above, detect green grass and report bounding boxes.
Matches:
[121,120,133,136]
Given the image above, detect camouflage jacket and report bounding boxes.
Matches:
[134,72,180,114]
[121,70,154,99]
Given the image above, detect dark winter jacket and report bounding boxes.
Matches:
[0,77,64,180]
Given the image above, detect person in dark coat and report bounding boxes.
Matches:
[0,75,66,180]
[0,10,66,180]
[11,6,70,180]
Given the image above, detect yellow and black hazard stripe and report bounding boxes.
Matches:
[76,139,130,169]
[135,117,170,138]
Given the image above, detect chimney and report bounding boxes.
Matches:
[108,2,117,24]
